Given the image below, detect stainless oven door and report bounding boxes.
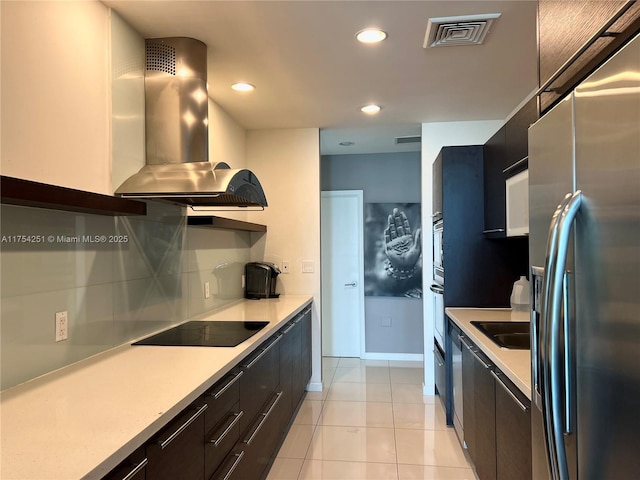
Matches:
[433,220,444,284]
[430,283,445,351]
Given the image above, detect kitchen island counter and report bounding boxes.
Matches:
[0,295,312,480]
[446,307,531,399]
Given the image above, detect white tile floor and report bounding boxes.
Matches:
[266,357,476,480]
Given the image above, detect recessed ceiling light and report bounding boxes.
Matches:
[356,28,387,44]
[360,104,382,114]
[339,141,355,146]
[231,82,256,92]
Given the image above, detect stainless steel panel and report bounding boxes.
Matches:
[528,95,576,269]
[573,33,640,480]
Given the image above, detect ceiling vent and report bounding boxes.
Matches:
[423,13,501,48]
[395,135,421,145]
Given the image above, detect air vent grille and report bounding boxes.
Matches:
[146,42,176,75]
[395,135,422,145]
[424,13,501,48]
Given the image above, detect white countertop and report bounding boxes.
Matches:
[0,295,313,480]
[445,308,532,399]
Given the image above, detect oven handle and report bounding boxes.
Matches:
[429,284,444,295]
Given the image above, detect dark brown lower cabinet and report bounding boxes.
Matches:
[293,307,312,406]
[239,335,281,434]
[494,371,532,480]
[474,350,497,480]
[461,336,476,459]
[146,400,208,480]
[461,336,496,480]
[213,390,286,480]
[460,335,530,480]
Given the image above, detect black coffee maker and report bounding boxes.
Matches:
[244,262,281,299]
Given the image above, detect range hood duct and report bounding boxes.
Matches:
[115,37,267,208]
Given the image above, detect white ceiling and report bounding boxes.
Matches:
[104,0,538,154]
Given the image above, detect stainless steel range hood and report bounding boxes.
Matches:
[115,37,267,208]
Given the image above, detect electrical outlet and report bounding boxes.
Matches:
[282,261,290,274]
[55,311,68,342]
[302,261,314,273]
[204,281,211,299]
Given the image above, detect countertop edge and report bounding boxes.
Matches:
[445,307,532,400]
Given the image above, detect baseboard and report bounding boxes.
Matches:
[362,352,424,362]
[306,381,323,392]
[423,383,436,395]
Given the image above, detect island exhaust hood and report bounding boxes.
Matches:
[115,37,267,209]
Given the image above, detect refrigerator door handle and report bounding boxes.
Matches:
[549,190,583,480]
[542,193,573,479]
[563,272,574,435]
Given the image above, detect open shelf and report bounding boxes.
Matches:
[187,216,267,232]
[1,176,147,216]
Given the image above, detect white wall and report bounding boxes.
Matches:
[246,128,322,390]
[1,1,111,194]
[420,119,504,394]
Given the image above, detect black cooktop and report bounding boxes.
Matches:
[132,321,269,347]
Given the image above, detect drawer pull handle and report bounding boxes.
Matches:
[433,350,444,367]
[458,335,475,352]
[121,457,148,480]
[220,451,245,480]
[470,348,492,370]
[211,411,244,447]
[282,322,296,334]
[243,391,284,446]
[157,403,208,450]
[483,228,506,234]
[491,370,529,412]
[211,371,243,400]
[242,335,282,369]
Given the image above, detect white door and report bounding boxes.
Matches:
[321,191,365,357]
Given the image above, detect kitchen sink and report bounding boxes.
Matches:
[470,321,530,350]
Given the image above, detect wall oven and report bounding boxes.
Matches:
[433,220,444,285]
[430,283,445,350]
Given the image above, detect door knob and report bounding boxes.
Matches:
[344,281,357,287]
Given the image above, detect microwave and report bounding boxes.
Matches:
[506,169,529,237]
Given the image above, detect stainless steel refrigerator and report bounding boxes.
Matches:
[528,32,640,480]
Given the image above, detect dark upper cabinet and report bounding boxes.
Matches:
[538,0,640,113]
[505,98,537,170]
[483,98,537,238]
[483,126,507,237]
[432,153,443,221]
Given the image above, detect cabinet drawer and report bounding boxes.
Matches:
[204,369,242,433]
[239,334,281,433]
[205,402,243,479]
[434,342,446,404]
[146,400,207,480]
[213,390,286,480]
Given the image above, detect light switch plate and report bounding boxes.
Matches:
[302,261,314,273]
